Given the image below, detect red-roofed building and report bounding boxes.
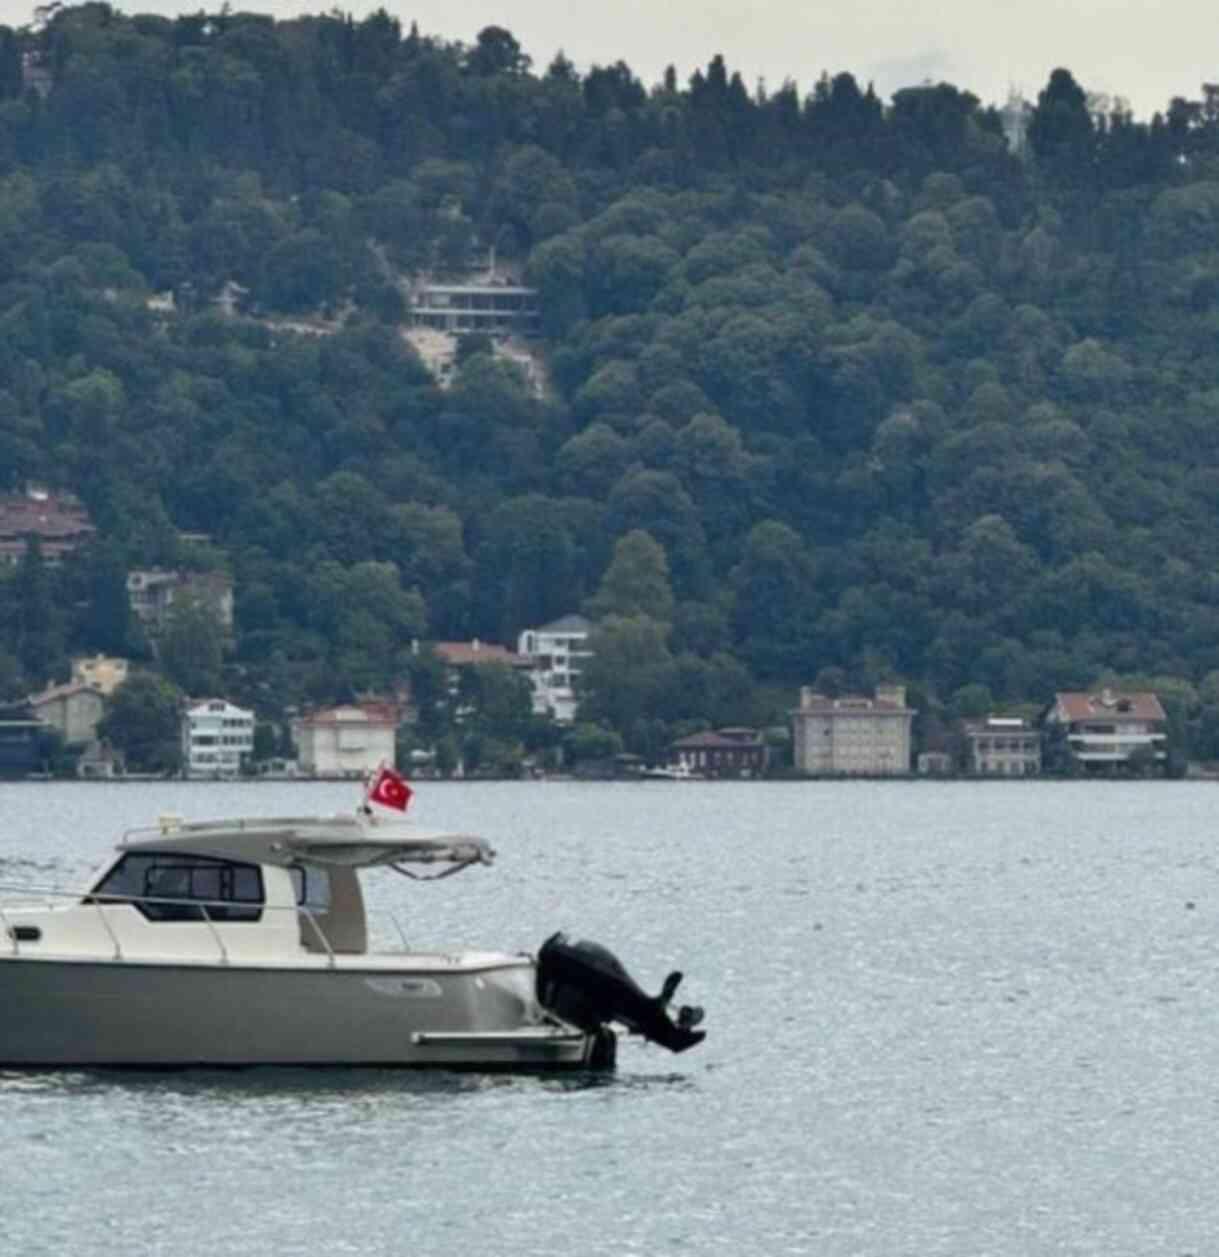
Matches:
[1044,689,1167,773]
[432,640,529,669]
[0,488,95,564]
[431,639,535,719]
[668,728,768,779]
[292,702,399,778]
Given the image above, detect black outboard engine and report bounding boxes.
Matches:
[536,932,706,1056]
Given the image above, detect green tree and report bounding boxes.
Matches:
[729,521,818,681]
[578,614,674,738]
[98,673,183,774]
[1027,68,1095,186]
[159,597,225,697]
[561,721,624,766]
[78,539,131,654]
[16,535,58,687]
[586,530,676,623]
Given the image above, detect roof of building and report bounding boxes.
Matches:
[671,729,764,750]
[433,641,529,668]
[1054,690,1166,722]
[0,490,93,538]
[794,692,912,715]
[28,681,103,707]
[415,283,537,297]
[185,698,253,717]
[128,568,233,591]
[534,614,593,635]
[294,701,400,727]
[964,716,1036,733]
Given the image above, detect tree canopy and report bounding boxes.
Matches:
[4,7,1219,761]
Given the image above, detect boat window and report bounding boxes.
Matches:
[289,864,332,911]
[91,852,264,922]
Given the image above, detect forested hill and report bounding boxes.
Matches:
[5,3,1219,757]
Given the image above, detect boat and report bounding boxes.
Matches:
[639,762,702,781]
[0,805,705,1070]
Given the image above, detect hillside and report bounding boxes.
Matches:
[4,5,1219,761]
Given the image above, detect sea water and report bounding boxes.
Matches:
[1,779,1217,1256]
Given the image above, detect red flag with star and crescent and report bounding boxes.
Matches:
[367,763,413,812]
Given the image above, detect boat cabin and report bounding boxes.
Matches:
[4,813,494,964]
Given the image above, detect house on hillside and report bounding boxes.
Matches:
[128,569,234,632]
[71,654,129,696]
[1044,689,1167,774]
[28,681,105,748]
[409,279,540,336]
[790,684,915,776]
[431,639,535,718]
[516,615,593,724]
[292,702,398,778]
[0,487,95,564]
[181,699,254,779]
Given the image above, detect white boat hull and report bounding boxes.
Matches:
[0,955,598,1069]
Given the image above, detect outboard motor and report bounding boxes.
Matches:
[536,932,706,1055]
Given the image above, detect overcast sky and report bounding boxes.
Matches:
[10,0,1216,119]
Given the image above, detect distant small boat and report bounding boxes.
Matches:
[640,762,702,781]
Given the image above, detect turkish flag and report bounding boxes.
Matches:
[368,764,413,812]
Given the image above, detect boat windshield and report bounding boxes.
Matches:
[89,851,265,922]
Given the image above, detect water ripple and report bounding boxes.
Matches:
[4,780,1219,1255]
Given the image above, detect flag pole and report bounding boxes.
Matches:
[360,759,387,819]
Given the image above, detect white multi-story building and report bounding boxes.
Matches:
[790,684,914,776]
[517,615,593,724]
[292,702,398,778]
[410,281,540,336]
[965,716,1042,776]
[181,699,254,779]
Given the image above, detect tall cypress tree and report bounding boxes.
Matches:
[81,539,130,655]
[17,533,56,687]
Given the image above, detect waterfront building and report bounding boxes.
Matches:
[1044,689,1167,773]
[668,728,768,778]
[790,684,914,776]
[964,716,1042,776]
[181,699,254,779]
[292,702,398,778]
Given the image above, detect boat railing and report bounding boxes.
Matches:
[0,881,338,968]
